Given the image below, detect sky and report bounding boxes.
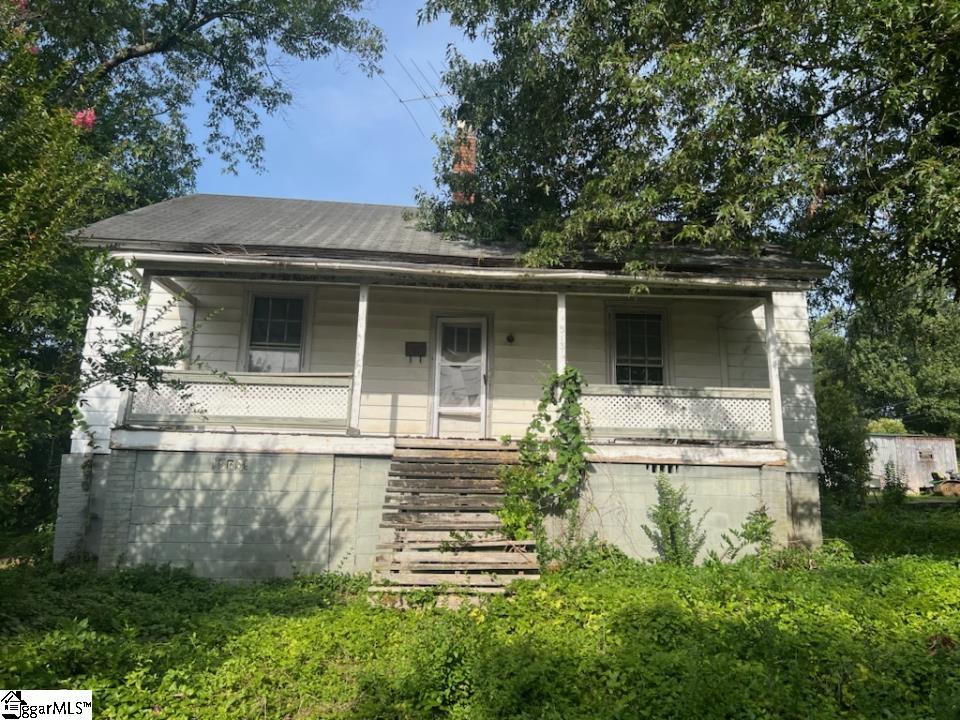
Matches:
[186,1,487,208]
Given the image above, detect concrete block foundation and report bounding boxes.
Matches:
[54,449,817,579]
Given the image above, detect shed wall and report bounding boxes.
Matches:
[868,435,958,492]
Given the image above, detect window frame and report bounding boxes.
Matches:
[238,287,314,373]
[605,304,671,387]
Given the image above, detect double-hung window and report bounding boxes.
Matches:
[612,312,664,385]
[247,296,304,372]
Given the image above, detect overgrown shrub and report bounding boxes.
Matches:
[497,367,591,543]
[866,418,908,434]
[642,474,706,566]
[880,461,907,507]
[710,504,776,563]
[5,552,960,719]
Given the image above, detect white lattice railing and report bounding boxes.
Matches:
[128,371,352,429]
[582,385,774,442]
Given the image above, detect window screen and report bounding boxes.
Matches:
[613,313,664,385]
[437,323,483,409]
[247,296,304,372]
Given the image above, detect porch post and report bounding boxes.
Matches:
[556,291,567,373]
[153,276,199,370]
[764,293,786,448]
[116,269,152,427]
[349,284,369,433]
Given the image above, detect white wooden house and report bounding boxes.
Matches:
[52,194,826,583]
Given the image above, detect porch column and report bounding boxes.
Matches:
[764,293,786,448]
[556,291,567,373]
[116,270,153,427]
[153,276,198,369]
[349,284,370,433]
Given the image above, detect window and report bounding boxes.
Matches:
[247,296,304,372]
[612,312,664,385]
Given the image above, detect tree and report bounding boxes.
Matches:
[1,0,383,527]
[845,281,960,437]
[0,5,115,523]
[865,418,908,435]
[418,0,960,303]
[27,0,383,208]
[811,317,872,507]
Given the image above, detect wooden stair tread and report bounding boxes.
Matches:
[384,499,503,511]
[373,572,537,587]
[387,486,505,496]
[386,550,538,563]
[394,438,517,451]
[390,464,503,477]
[385,530,521,543]
[376,540,535,551]
[371,442,537,596]
[380,521,503,531]
[393,448,518,463]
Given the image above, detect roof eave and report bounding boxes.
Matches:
[112,249,824,292]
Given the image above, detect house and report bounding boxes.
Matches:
[3,690,25,718]
[52,194,826,584]
[868,434,958,493]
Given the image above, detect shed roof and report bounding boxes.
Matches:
[78,193,829,281]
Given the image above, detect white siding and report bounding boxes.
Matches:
[358,288,556,438]
[771,292,821,475]
[72,278,821,476]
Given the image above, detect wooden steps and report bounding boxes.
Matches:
[371,438,539,597]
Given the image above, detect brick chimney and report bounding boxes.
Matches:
[452,120,476,205]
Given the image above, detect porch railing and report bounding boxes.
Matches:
[128,371,352,430]
[581,385,774,442]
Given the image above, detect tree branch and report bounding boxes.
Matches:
[82,1,252,85]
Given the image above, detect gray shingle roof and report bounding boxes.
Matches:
[79,194,520,264]
[79,193,829,280]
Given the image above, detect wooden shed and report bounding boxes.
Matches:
[869,434,959,493]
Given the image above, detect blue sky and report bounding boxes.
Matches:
[187,1,486,207]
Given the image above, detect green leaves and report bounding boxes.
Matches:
[421,0,960,303]
[6,549,960,719]
[497,367,592,541]
[30,0,383,191]
[641,474,707,566]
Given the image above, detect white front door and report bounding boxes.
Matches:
[433,317,487,438]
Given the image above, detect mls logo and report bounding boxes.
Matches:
[0,690,92,719]
[1,691,24,720]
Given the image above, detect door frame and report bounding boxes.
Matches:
[430,315,489,438]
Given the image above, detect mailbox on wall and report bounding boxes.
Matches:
[405,341,427,363]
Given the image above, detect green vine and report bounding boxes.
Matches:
[497,367,592,540]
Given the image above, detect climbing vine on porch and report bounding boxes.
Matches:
[497,367,592,540]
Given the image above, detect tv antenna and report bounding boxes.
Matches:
[379,55,453,139]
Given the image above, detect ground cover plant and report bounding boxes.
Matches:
[822,499,960,561]
[3,532,960,720]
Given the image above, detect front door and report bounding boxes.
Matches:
[433,317,487,438]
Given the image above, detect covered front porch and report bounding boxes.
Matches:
[113,264,791,452]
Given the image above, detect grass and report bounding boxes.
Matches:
[822,498,960,560]
[1,520,959,719]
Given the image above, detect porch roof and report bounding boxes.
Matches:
[78,193,829,283]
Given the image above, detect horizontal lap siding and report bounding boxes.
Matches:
[73,275,151,453]
[174,279,244,372]
[721,307,768,389]
[309,285,358,373]
[772,292,821,475]
[159,280,357,373]
[568,297,724,388]
[358,288,555,437]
